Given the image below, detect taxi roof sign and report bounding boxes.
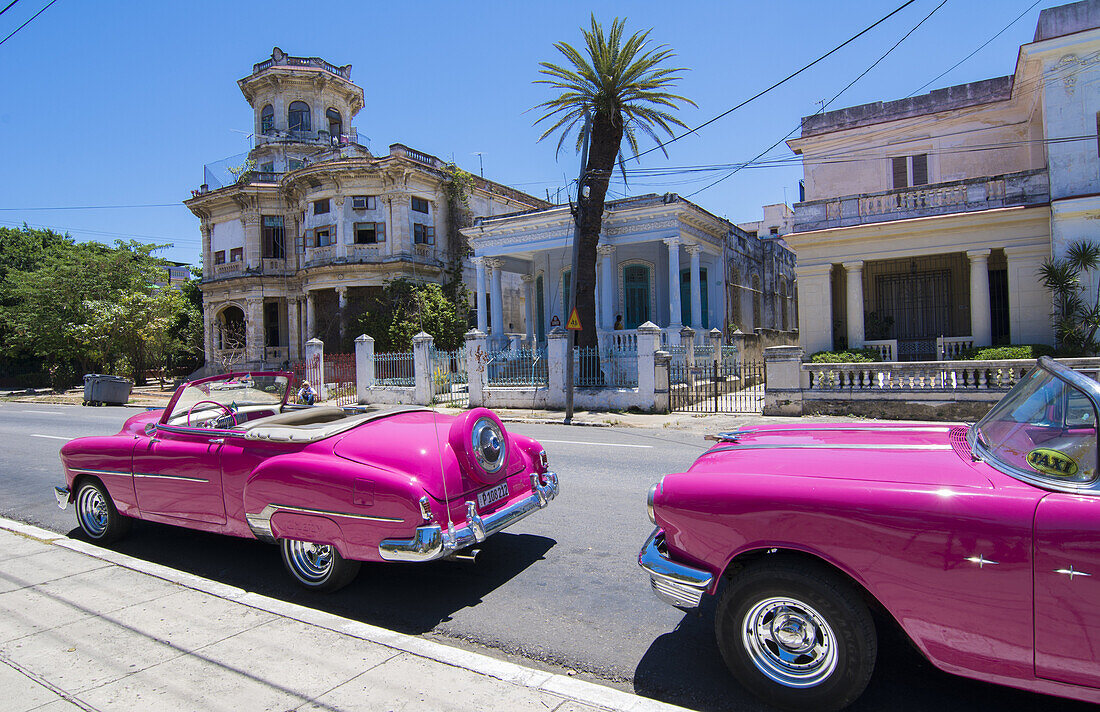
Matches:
[566,307,582,330]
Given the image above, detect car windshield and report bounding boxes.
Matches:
[164,373,290,428]
[973,366,1098,485]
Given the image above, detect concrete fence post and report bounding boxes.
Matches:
[763,345,804,416]
[709,328,724,368]
[653,350,671,413]
[413,332,433,406]
[547,326,569,409]
[680,326,696,386]
[465,329,488,408]
[354,334,375,404]
[304,338,325,400]
[636,321,660,410]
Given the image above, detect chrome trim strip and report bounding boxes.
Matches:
[733,425,954,436]
[54,486,70,509]
[70,467,131,478]
[132,472,209,483]
[638,528,713,610]
[379,471,559,562]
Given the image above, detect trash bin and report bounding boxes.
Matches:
[82,374,132,406]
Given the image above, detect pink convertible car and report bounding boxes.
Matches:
[641,356,1100,710]
[54,372,558,592]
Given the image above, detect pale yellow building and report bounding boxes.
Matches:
[786,1,1100,360]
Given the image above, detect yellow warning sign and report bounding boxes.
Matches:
[566,307,582,330]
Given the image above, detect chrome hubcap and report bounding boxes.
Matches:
[77,486,109,538]
[285,540,334,582]
[742,596,838,687]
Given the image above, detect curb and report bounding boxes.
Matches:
[0,516,690,712]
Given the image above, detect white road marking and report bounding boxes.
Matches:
[30,434,73,441]
[538,439,653,449]
[18,410,66,415]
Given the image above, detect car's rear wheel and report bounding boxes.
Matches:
[280,539,360,592]
[75,479,131,544]
[716,558,876,712]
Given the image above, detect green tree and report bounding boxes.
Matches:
[346,279,466,353]
[1040,240,1100,354]
[532,15,694,349]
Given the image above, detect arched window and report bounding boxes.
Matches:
[779,279,789,330]
[288,101,311,132]
[260,104,274,134]
[326,108,342,137]
[217,306,246,350]
[752,274,762,330]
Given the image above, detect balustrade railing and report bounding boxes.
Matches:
[805,360,1032,392]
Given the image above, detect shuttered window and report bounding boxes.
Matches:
[892,157,908,189]
[911,154,928,186]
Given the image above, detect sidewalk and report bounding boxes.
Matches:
[0,519,688,712]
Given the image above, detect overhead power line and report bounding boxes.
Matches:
[0,219,199,246]
[907,0,1043,97]
[0,0,58,49]
[629,0,919,162]
[0,0,22,18]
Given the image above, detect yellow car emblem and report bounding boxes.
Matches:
[1026,448,1079,478]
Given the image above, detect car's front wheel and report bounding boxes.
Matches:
[75,479,131,544]
[280,539,361,592]
[715,558,876,712]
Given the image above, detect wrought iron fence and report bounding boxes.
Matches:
[573,347,638,388]
[430,347,469,407]
[668,359,766,413]
[486,347,548,387]
[326,353,357,406]
[376,351,414,386]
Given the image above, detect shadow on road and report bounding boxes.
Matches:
[633,602,1096,712]
[75,520,556,635]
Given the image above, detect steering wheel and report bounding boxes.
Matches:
[186,400,235,428]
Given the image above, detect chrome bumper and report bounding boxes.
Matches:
[638,528,714,609]
[54,486,70,510]
[379,471,558,562]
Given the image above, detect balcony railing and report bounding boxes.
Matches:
[211,262,243,278]
[793,169,1049,232]
[257,127,359,148]
[252,54,351,80]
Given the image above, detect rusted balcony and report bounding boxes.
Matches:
[793,169,1049,232]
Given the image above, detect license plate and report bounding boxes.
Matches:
[477,481,509,509]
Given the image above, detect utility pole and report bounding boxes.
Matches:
[564,111,592,424]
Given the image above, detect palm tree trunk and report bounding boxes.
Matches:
[575,111,622,352]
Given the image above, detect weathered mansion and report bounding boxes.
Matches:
[186,48,546,369]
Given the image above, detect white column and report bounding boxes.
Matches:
[203,303,215,365]
[843,260,865,349]
[488,258,505,346]
[968,249,992,347]
[794,265,833,355]
[522,275,535,344]
[598,244,615,330]
[286,297,300,362]
[687,243,702,329]
[665,237,682,328]
[306,290,316,340]
[245,297,264,363]
[474,257,488,333]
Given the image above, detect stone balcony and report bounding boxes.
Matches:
[792,168,1049,232]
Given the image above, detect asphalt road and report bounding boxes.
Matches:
[1,402,1093,712]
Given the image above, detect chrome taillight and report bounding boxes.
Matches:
[538,449,549,471]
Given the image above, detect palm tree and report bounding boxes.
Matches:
[533,15,695,350]
[1040,239,1100,354]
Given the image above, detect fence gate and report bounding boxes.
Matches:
[430,347,469,408]
[669,359,766,413]
[325,353,357,407]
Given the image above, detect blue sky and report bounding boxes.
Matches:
[0,0,1049,265]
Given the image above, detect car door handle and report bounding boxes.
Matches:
[208,438,225,444]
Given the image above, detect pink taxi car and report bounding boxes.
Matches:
[54,372,558,592]
[640,356,1100,710]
